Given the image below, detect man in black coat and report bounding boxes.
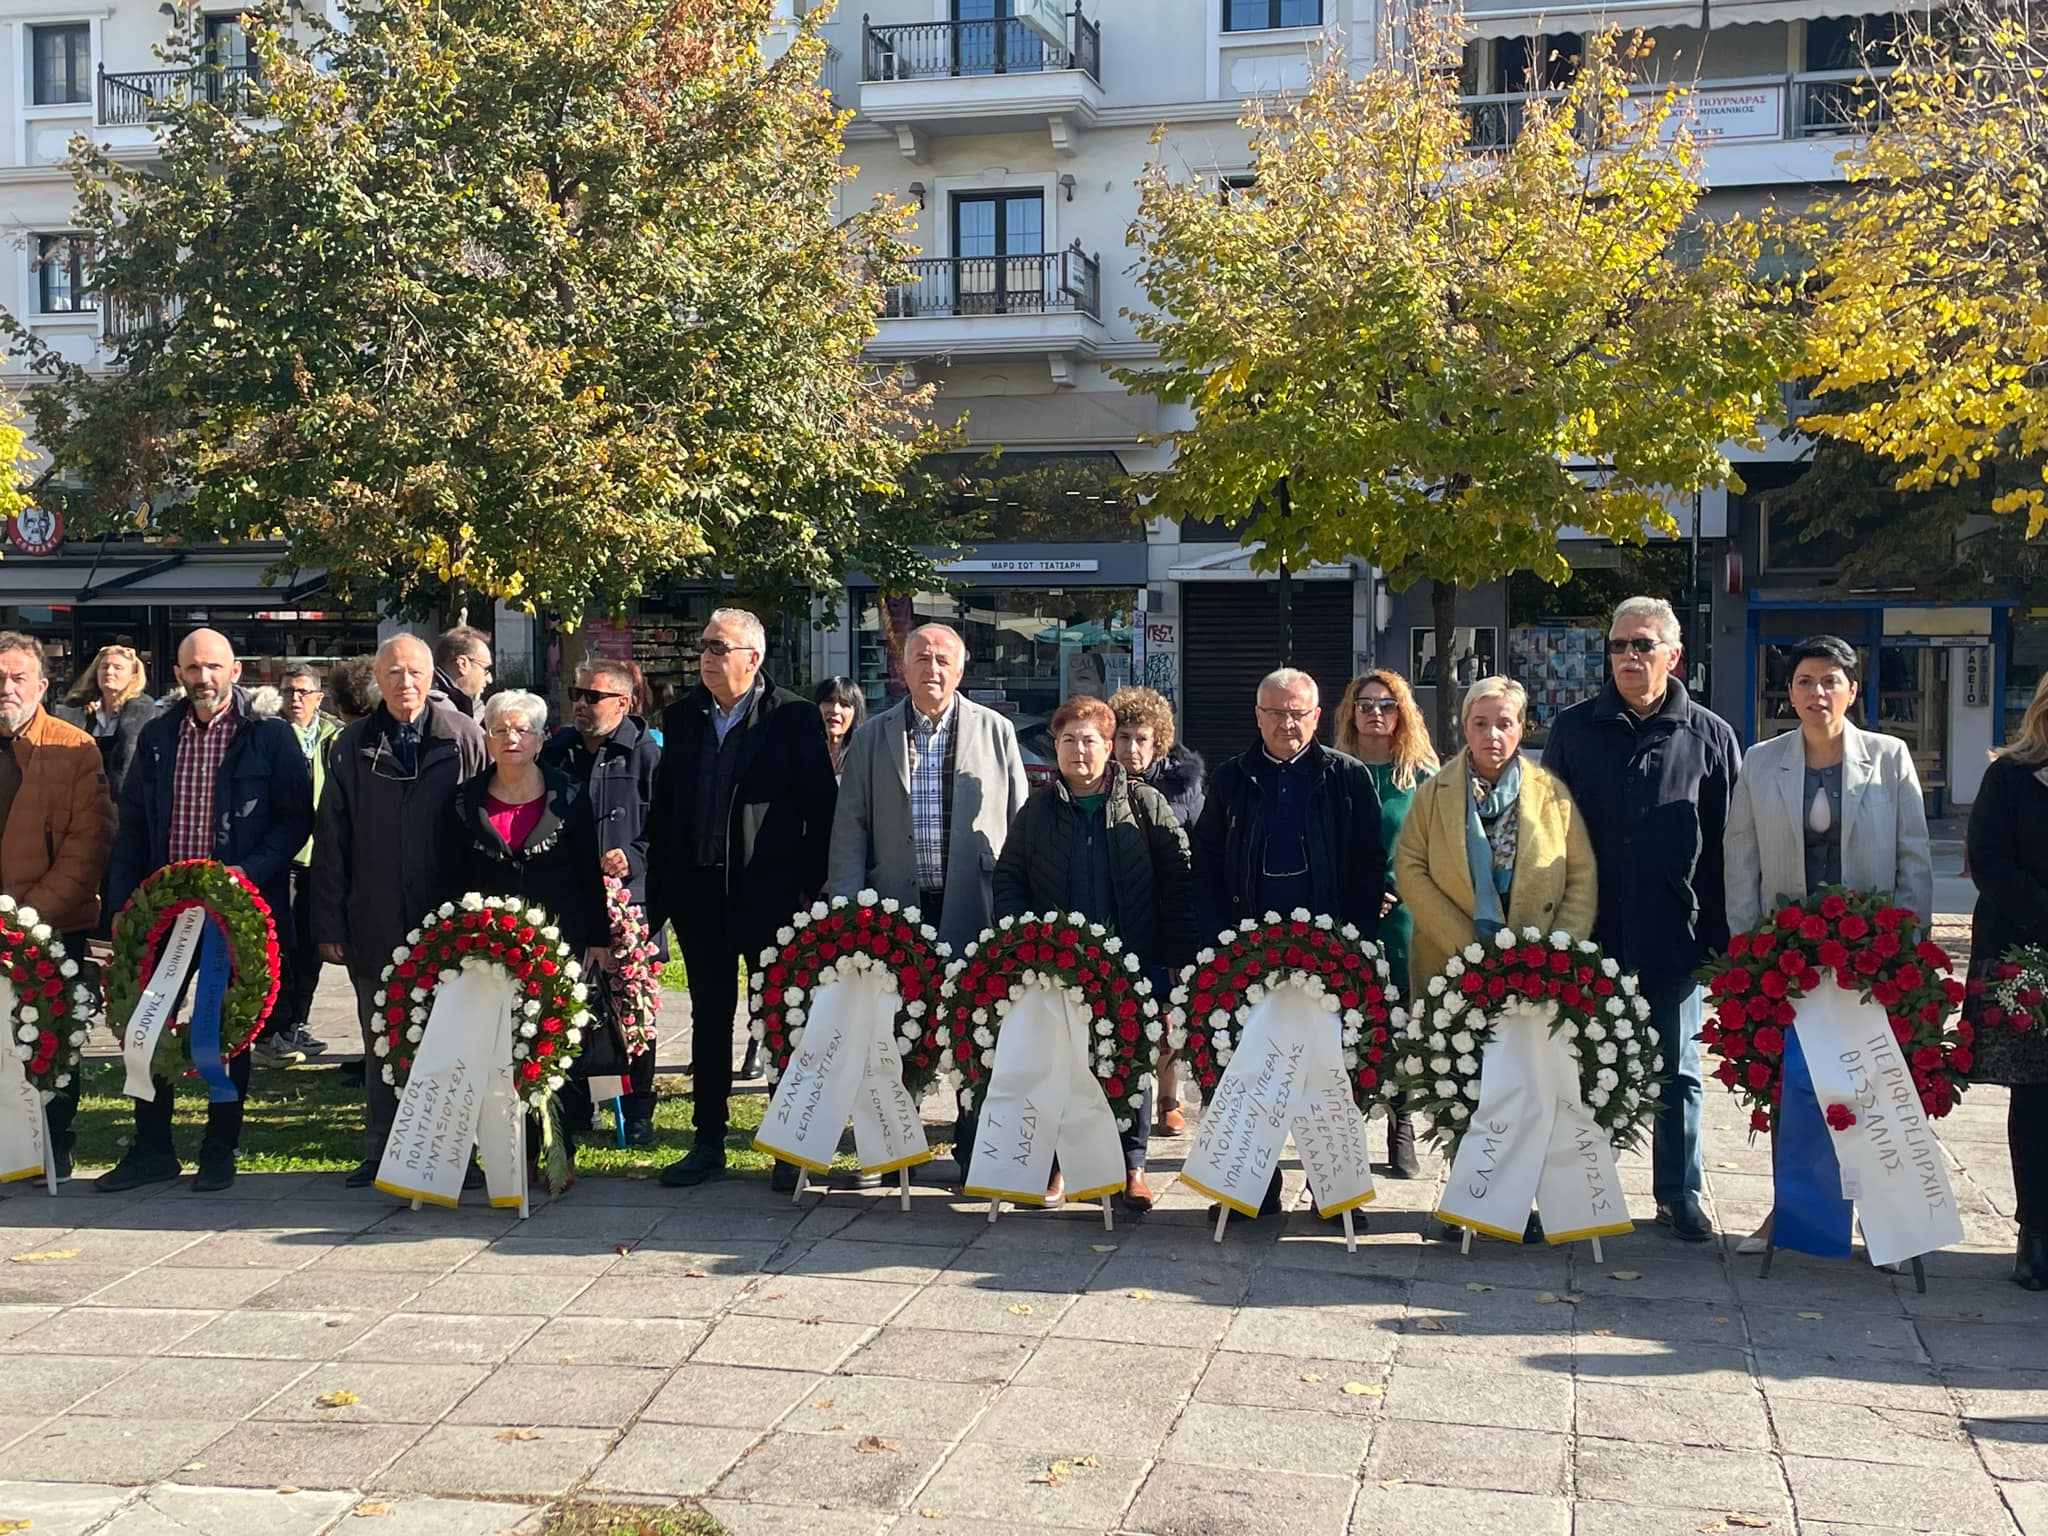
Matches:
[541,656,662,1144]
[1191,668,1385,942]
[1187,666,1384,1218]
[1541,595,1740,1244]
[101,628,314,1195]
[313,634,489,1186]
[646,608,837,1187]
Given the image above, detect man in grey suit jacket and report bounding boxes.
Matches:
[827,623,1030,952]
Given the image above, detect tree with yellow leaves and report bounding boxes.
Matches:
[1798,0,2048,533]
[1119,11,1797,746]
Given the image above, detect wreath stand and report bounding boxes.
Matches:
[790,1165,915,1213]
[988,1189,1115,1231]
[1758,1229,1926,1293]
[1455,1226,1603,1264]
[1213,1201,1357,1253]
[407,1111,531,1220]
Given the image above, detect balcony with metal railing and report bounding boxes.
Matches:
[98,65,258,128]
[1458,67,1893,183]
[100,292,183,344]
[869,247,1106,377]
[857,7,1106,162]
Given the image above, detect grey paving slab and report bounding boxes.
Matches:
[1362,1419,1567,1496]
[377,1423,616,1499]
[782,1374,995,1442]
[72,1357,312,1422]
[1218,1303,1401,1362]
[2005,1479,2048,1536]
[0,1354,144,1416]
[1046,1292,1232,1348]
[584,1421,759,1496]
[1568,1499,1771,1536]
[640,1364,827,1429]
[252,1362,491,1425]
[700,1500,891,1536]
[961,1384,1177,1458]
[1772,1397,1979,1468]
[1161,1399,1375,1476]
[165,1421,423,1490]
[1348,1482,1568,1536]
[1781,1453,2018,1535]
[171,1307,380,1359]
[1970,1418,2048,1483]
[401,1271,596,1316]
[0,1479,133,1536]
[0,1267,132,1307]
[1573,1440,1791,1517]
[513,1315,706,1367]
[913,1442,1149,1531]
[564,1273,751,1319]
[1378,1359,1568,1432]
[1126,1460,1356,1536]
[323,1495,550,1534]
[1753,1350,1952,1412]
[887,1284,1078,1336]
[336,1312,543,1364]
[444,1363,668,1428]
[85,1266,288,1311]
[712,1429,948,1511]
[1574,1380,1773,1451]
[1193,1351,1389,1417]
[243,1268,442,1313]
[0,1415,233,1485]
[0,1305,219,1357]
[690,1313,871,1373]
[728,1274,922,1325]
[1009,1337,1210,1399]
[842,1325,1037,1385]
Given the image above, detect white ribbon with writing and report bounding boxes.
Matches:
[0,979,51,1184]
[1181,979,1376,1218]
[754,969,931,1176]
[964,979,1125,1204]
[375,965,527,1213]
[121,906,206,1102]
[1438,1002,1632,1244]
[1789,981,1966,1267]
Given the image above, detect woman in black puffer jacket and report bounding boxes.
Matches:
[990,694,1194,1212]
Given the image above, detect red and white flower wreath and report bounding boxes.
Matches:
[0,894,98,1099]
[1166,910,1403,1113]
[939,911,1162,1132]
[750,892,949,1101]
[373,894,591,1115]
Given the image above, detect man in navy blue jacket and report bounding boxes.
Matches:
[101,628,313,1194]
[1541,596,1740,1243]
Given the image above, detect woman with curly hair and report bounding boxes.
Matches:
[1336,667,1439,1177]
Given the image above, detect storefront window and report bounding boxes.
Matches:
[853,586,1138,755]
[577,592,808,716]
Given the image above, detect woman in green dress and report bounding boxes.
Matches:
[1335,667,1440,1177]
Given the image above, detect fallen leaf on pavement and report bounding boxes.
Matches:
[0,1520,30,1532]
[1126,1289,1152,1300]
[324,1319,346,1328]
[1342,1382,1383,1396]
[1609,1271,1642,1281]
[1590,1327,1615,1337]
[1413,1316,1447,1331]
[812,1398,834,1409]
[1007,1303,1034,1316]
[762,1292,786,1301]
[496,1428,540,1443]
[855,1435,900,1454]
[278,1484,301,1495]
[1074,1455,1101,1467]
[181,1462,205,1472]
[800,1316,824,1326]
[1464,1281,1493,1292]
[351,1502,390,1518]
[1714,1317,1731,1325]
[1378,1478,1405,1490]
[919,1510,944,1519]
[1716,1161,1740,1170]
[821,1423,846,1431]
[1536,1292,1584,1305]
[1198,1276,1220,1286]
[1300,1372,1324,1382]
[1090,1244,1117,1253]
[7,1248,79,1263]
[1725,1516,1772,1529]
[613,1243,629,1255]
[314,1391,359,1409]
[1030,1459,1071,1487]
[682,1269,708,1279]
[1796,1311,1824,1320]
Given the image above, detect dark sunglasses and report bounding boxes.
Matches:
[568,687,626,705]
[698,640,759,659]
[1606,636,1662,655]
[1353,699,1398,715]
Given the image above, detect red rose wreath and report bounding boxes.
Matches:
[0,893,98,1099]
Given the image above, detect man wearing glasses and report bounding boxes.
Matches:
[256,662,340,1067]
[1190,667,1385,943]
[648,608,838,1188]
[313,633,489,1187]
[542,657,663,1144]
[432,625,494,720]
[1541,595,1739,1243]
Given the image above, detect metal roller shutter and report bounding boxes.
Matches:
[1179,580,1355,767]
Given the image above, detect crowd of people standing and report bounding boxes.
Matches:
[0,594,2039,1290]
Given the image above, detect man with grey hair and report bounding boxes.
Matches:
[649,606,838,1187]
[314,632,489,1186]
[1542,593,1740,1242]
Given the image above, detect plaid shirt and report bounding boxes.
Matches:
[906,697,957,889]
[169,699,240,863]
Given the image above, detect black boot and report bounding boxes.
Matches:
[738,1039,762,1081]
[2016,1230,2048,1292]
[1386,1115,1422,1179]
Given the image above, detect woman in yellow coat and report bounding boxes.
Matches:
[1396,675,1599,992]
[1396,677,1600,1240]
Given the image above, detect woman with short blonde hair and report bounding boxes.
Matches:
[67,643,160,807]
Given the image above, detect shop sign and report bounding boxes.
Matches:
[1963,646,1990,707]
[1684,83,1784,143]
[938,558,1100,574]
[6,506,62,556]
[1015,0,1068,47]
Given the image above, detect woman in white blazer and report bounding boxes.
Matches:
[1722,634,1934,1254]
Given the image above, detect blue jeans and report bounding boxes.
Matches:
[1644,975,1704,1205]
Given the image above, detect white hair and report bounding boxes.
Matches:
[1611,596,1681,649]
[483,688,549,735]
[705,607,767,653]
[1461,675,1529,726]
[1258,667,1319,707]
[906,622,969,663]
[245,685,283,719]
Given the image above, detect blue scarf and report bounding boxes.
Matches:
[1464,756,1520,939]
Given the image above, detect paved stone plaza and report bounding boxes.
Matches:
[0,1065,2039,1536]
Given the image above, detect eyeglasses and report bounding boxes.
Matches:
[568,687,626,705]
[1353,699,1398,715]
[487,724,539,741]
[1258,706,1316,723]
[283,686,321,699]
[699,640,759,659]
[1606,636,1663,656]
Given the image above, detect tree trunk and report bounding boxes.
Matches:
[1431,578,1459,756]
[556,623,590,711]
[1277,556,1294,668]
[438,578,472,634]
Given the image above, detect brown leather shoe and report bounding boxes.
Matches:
[1121,1170,1154,1212]
[1156,1104,1186,1135]
[1044,1170,1065,1206]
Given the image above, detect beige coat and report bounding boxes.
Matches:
[1393,751,1599,998]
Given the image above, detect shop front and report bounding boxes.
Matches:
[573,588,810,716]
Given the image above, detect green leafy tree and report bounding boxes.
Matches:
[5,0,941,623]
[1119,16,1797,745]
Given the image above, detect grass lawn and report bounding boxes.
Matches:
[538,1502,724,1536]
[64,1056,817,1177]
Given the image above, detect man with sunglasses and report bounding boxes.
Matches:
[313,632,489,1186]
[648,608,838,1188]
[1541,595,1740,1243]
[256,662,340,1066]
[542,657,663,1144]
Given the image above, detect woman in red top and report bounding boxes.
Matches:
[441,689,609,967]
